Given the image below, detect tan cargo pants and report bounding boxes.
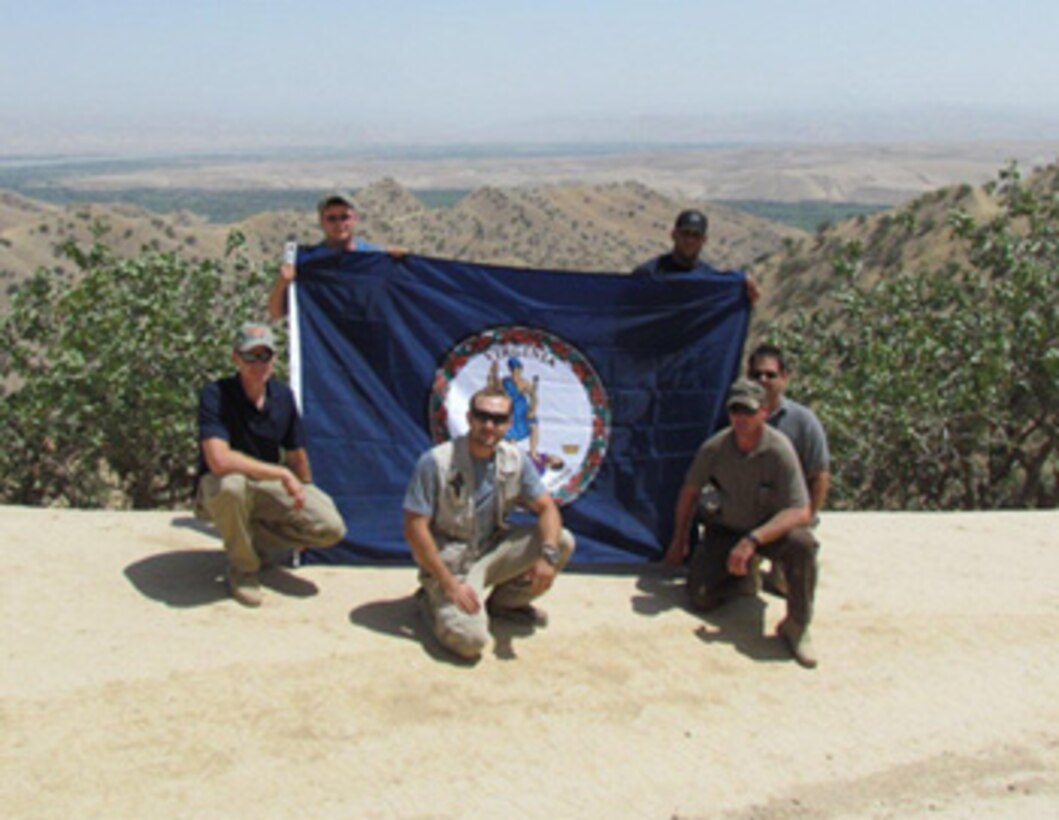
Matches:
[420,526,576,659]
[195,473,346,572]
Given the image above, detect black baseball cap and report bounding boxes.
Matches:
[674,209,708,235]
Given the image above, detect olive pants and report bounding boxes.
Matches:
[688,523,818,627]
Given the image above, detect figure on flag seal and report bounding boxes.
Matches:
[430,326,611,505]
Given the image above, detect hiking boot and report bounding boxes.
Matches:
[777,618,817,669]
[763,562,790,598]
[227,567,262,607]
[486,599,548,627]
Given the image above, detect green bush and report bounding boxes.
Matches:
[772,164,1058,509]
[0,223,272,508]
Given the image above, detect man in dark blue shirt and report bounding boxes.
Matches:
[633,209,760,303]
[196,322,346,606]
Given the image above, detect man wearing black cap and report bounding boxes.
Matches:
[633,209,760,303]
[664,378,819,667]
[267,192,404,320]
[196,321,347,606]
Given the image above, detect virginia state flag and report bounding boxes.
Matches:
[291,250,750,564]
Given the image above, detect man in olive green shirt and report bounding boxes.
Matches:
[666,379,820,668]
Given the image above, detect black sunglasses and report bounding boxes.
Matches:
[728,404,758,416]
[324,214,353,223]
[238,349,274,364]
[470,407,511,425]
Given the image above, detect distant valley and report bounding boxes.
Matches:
[2,143,1056,326]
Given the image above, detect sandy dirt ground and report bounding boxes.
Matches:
[1,507,1057,819]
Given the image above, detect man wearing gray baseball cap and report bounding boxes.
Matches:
[665,378,820,667]
[195,321,346,606]
[267,192,406,320]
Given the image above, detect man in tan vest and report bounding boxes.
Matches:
[403,386,575,660]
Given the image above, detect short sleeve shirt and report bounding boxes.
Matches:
[300,239,382,264]
[632,253,714,281]
[403,449,546,547]
[768,398,830,478]
[197,375,304,477]
[684,426,809,532]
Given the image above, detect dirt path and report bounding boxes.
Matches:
[2,508,1056,818]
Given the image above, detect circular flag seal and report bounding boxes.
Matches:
[429,326,611,505]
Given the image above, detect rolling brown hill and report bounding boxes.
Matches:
[5,161,1054,323]
[749,160,1059,330]
[0,179,803,313]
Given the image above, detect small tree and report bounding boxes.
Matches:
[772,163,1058,510]
[0,223,273,508]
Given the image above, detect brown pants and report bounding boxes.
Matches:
[195,473,346,572]
[688,524,818,627]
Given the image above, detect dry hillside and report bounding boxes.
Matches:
[749,161,1059,328]
[0,179,803,312]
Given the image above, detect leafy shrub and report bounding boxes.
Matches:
[0,223,271,508]
[771,164,1058,509]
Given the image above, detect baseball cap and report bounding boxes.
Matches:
[726,378,765,412]
[674,209,708,235]
[317,192,358,214]
[233,322,276,353]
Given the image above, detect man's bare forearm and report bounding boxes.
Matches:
[808,470,831,516]
[404,512,456,589]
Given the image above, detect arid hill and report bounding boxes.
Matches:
[750,160,1059,328]
[5,161,1056,322]
[0,179,803,312]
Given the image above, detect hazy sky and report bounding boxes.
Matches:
[2,0,1058,152]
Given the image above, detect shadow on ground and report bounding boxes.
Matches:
[125,550,319,607]
[348,592,546,666]
[124,549,228,607]
[692,596,790,664]
[169,514,219,539]
[630,564,686,616]
[633,566,788,663]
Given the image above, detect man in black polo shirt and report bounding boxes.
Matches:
[633,209,760,303]
[196,322,346,606]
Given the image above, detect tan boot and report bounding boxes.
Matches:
[227,566,262,607]
[777,618,817,669]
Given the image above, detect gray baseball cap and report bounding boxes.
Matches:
[233,322,276,353]
[317,192,358,213]
[726,378,766,411]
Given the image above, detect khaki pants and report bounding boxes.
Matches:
[420,526,576,659]
[195,473,346,573]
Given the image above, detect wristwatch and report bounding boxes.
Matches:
[745,532,762,550]
[541,543,561,567]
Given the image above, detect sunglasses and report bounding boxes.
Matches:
[729,404,758,416]
[324,214,353,223]
[470,407,511,425]
[238,349,274,364]
[750,370,780,380]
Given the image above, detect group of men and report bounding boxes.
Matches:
[195,197,829,668]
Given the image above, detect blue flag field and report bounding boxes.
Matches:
[291,250,749,564]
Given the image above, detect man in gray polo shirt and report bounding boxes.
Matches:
[748,343,831,596]
[665,379,820,667]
